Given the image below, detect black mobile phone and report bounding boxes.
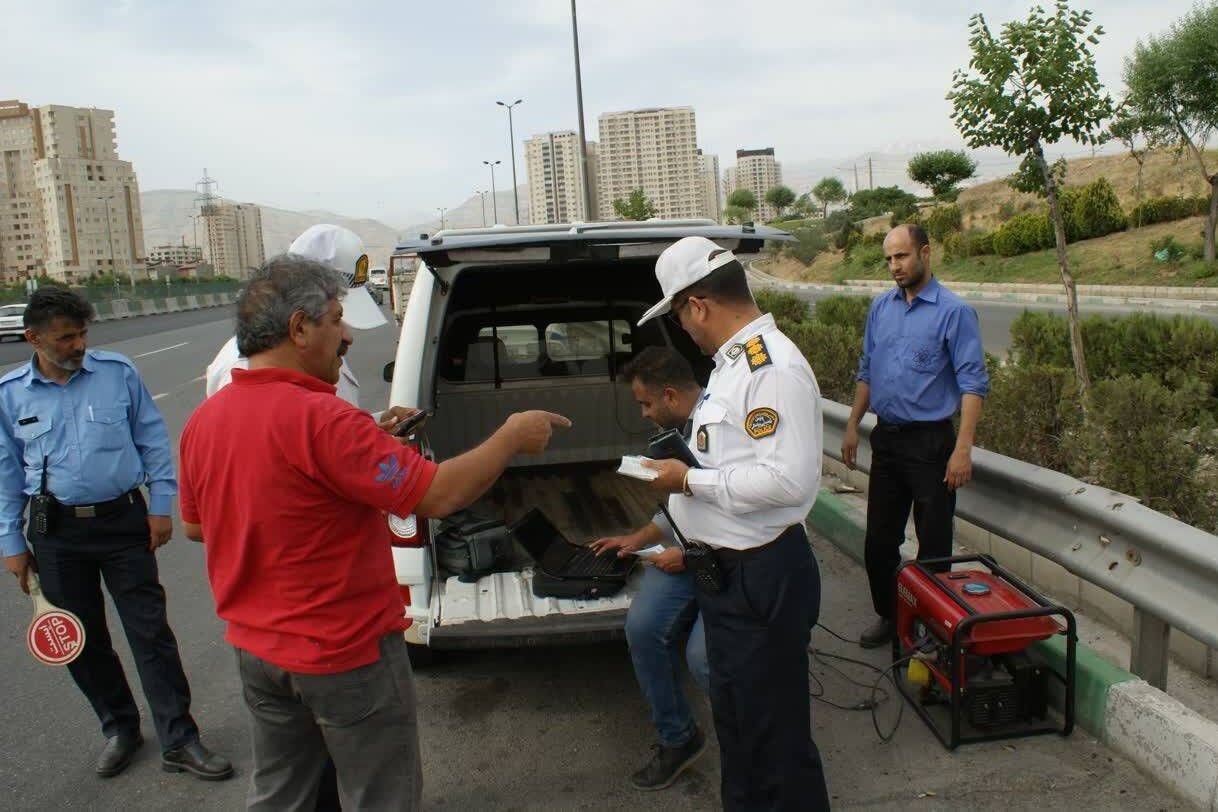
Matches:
[393,410,432,437]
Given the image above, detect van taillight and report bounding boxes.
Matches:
[388,512,429,547]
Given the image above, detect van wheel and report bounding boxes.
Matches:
[406,642,436,668]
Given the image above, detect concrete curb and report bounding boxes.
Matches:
[808,488,1218,811]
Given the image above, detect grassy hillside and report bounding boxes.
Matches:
[957,148,1216,232]
[760,148,1217,286]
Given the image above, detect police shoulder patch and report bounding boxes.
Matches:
[744,334,771,372]
[745,407,779,439]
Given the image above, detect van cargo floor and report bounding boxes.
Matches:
[434,463,660,631]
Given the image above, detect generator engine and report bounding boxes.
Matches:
[893,554,1077,749]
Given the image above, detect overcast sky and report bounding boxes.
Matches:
[3,0,1200,226]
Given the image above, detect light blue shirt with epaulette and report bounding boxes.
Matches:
[0,349,176,557]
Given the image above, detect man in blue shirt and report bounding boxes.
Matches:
[841,224,989,648]
[0,288,231,781]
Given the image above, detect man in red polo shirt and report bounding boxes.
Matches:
[179,254,568,811]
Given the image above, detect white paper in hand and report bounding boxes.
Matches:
[617,455,659,481]
[628,544,667,558]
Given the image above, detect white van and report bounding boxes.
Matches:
[384,220,790,658]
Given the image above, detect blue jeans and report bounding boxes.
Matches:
[624,564,709,748]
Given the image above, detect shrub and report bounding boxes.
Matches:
[943,229,996,261]
[1072,177,1127,240]
[1128,195,1209,227]
[923,204,963,243]
[785,225,828,264]
[972,231,995,256]
[975,364,1079,473]
[1150,235,1187,262]
[786,321,862,403]
[1063,375,1218,532]
[754,289,809,329]
[997,200,1018,222]
[813,295,871,334]
[846,241,885,270]
[993,211,1054,256]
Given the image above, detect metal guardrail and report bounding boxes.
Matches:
[822,400,1218,689]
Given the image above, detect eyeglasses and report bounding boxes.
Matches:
[665,296,691,326]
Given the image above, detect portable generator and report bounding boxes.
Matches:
[893,554,1076,749]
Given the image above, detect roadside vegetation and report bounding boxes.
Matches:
[755,289,1218,533]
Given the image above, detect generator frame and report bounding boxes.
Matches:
[892,554,1077,750]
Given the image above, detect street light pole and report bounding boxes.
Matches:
[570,0,594,221]
[496,98,524,224]
[436,207,448,230]
[100,197,118,295]
[477,190,487,227]
[483,160,501,224]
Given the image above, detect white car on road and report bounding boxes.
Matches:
[0,303,26,341]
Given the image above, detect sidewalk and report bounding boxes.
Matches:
[809,477,1218,811]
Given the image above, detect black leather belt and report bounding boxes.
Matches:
[56,490,140,519]
[710,524,804,561]
[875,418,951,433]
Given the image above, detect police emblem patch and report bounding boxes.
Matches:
[696,425,708,453]
[745,407,779,439]
[744,335,772,371]
[726,343,745,360]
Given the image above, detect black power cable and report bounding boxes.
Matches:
[807,622,926,743]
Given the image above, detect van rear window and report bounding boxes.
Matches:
[445,319,634,382]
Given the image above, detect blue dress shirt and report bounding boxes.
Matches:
[856,277,990,424]
[0,349,176,557]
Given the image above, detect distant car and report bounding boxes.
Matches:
[0,303,26,341]
[369,268,388,290]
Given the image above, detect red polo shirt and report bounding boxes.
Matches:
[179,367,437,674]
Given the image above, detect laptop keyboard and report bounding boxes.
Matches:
[562,548,629,577]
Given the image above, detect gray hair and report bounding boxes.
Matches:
[235,254,345,356]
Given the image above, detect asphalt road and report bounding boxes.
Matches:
[0,308,1184,810]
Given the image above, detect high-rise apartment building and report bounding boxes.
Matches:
[725,147,783,222]
[697,150,721,223]
[203,201,264,279]
[596,107,701,221]
[0,100,145,282]
[525,131,598,224]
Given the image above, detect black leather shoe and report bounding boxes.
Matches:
[161,740,234,781]
[631,727,706,791]
[860,618,894,649]
[96,733,143,778]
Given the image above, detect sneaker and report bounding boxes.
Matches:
[630,727,707,791]
[860,618,894,649]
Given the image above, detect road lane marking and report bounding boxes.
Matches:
[133,341,189,359]
[153,393,169,400]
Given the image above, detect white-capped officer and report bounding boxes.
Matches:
[205,224,386,406]
[638,236,829,811]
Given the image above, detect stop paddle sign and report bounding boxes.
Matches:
[25,572,85,666]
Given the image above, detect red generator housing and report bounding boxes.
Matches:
[893,554,1076,749]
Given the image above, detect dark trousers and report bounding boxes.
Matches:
[864,420,957,620]
[696,525,830,812]
[29,495,198,750]
[237,633,421,812]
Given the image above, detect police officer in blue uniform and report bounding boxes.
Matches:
[0,288,231,781]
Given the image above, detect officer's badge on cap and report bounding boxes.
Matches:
[289,224,387,330]
[638,236,739,326]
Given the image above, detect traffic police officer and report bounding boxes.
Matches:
[639,237,830,811]
[0,287,231,781]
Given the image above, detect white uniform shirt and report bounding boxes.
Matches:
[671,313,823,551]
[204,336,361,406]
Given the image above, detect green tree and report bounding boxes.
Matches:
[907,150,979,200]
[791,193,816,219]
[611,188,657,221]
[811,177,848,219]
[848,186,918,220]
[764,185,797,219]
[1121,3,1218,261]
[726,188,758,219]
[948,0,1114,400]
[1108,107,1157,227]
[723,204,750,225]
